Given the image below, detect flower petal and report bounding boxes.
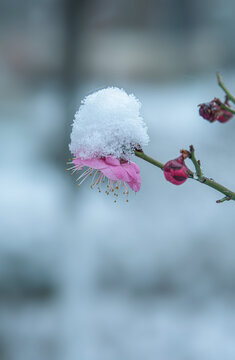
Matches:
[129,162,140,174]
[111,165,132,182]
[101,166,120,181]
[81,158,107,169]
[105,157,120,166]
[122,162,139,179]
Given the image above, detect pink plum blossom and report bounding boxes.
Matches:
[68,88,149,200]
[68,156,141,199]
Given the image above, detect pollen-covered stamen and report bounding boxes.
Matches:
[76,168,93,182]
[105,183,110,195]
[78,169,94,186]
[66,160,74,166]
[66,165,78,174]
[109,180,114,192]
[66,159,83,173]
[121,182,130,201]
[91,171,105,193]
[70,156,141,198]
[122,181,128,195]
[113,181,120,198]
[90,169,99,188]
[66,165,75,171]
[98,173,104,185]
[93,172,103,187]
[97,174,104,192]
[106,179,115,195]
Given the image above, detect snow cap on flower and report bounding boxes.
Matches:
[69,87,149,160]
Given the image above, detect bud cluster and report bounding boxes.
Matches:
[199,98,233,123]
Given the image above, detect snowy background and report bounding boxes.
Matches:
[1,1,235,359]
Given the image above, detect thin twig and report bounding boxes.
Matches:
[135,148,235,203]
[135,150,164,169]
[219,103,235,115]
[189,145,203,179]
[216,196,231,204]
[216,72,235,104]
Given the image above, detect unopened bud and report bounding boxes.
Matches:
[199,98,233,123]
[163,155,190,185]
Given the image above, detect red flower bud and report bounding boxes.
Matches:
[216,109,233,123]
[163,155,189,185]
[199,98,233,123]
[198,101,219,122]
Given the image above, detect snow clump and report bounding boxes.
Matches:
[69,87,149,160]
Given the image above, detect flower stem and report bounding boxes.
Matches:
[134,150,164,169]
[217,72,235,104]
[135,149,235,203]
[219,103,235,115]
[189,145,203,178]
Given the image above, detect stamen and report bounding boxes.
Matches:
[91,170,99,185]
[66,165,76,171]
[123,182,128,194]
[78,169,94,186]
[76,168,93,182]
[97,174,104,192]
[110,180,114,191]
[106,180,111,194]
[93,173,103,187]
[113,181,120,198]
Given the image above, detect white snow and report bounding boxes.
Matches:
[69,87,149,160]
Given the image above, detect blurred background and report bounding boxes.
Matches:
[1,0,235,359]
